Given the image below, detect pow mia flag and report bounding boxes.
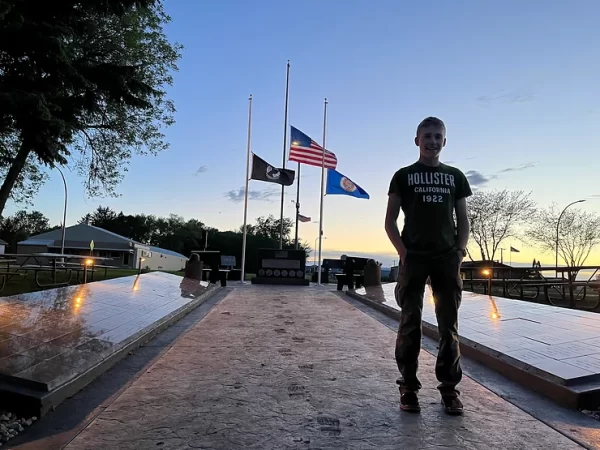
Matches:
[250,153,295,186]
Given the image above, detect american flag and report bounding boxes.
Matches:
[289,126,337,169]
[298,214,311,223]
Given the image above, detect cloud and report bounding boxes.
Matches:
[193,166,207,176]
[477,88,534,107]
[465,170,491,187]
[463,162,537,188]
[224,187,278,203]
[497,161,538,174]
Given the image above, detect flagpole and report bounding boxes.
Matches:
[294,162,300,249]
[279,60,291,249]
[317,98,328,285]
[241,94,253,284]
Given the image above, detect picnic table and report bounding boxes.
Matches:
[0,254,26,291]
[202,268,230,287]
[62,261,114,281]
[334,272,364,291]
[322,257,368,290]
[0,253,113,290]
[462,265,600,309]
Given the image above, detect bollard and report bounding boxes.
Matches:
[184,254,203,281]
[363,259,381,288]
[219,270,227,287]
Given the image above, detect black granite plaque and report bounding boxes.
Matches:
[251,249,309,285]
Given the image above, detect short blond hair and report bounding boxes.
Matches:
[417,117,446,136]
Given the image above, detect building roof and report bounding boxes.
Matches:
[461,260,512,268]
[20,223,136,245]
[19,224,187,259]
[19,239,55,246]
[0,238,7,245]
[149,246,186,259]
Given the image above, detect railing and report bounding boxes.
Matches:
[461,265,600,310]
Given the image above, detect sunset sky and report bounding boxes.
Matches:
[5,0,600,266]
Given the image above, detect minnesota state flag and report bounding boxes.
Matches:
[326,169,369,199]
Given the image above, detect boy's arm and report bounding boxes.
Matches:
[385,193,407,262]
[455,197,470,261]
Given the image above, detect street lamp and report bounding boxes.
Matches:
[555,199,586,276]
[56,167,68,260]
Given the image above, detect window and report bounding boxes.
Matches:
[123,252,130,266]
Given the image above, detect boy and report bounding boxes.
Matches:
[384,117,471,415]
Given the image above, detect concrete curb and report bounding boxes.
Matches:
[0,283,222,417]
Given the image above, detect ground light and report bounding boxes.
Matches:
[83,259,94,284]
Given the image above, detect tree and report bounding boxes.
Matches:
[80,206,118,228]
[76,208,309,273]
[467,189,537,261]
[0,131,48,206]
[527,205,600,267]
[81,206,167,245]
[244,215,294,245]
[0,210,56,251]
[0,0,182,216]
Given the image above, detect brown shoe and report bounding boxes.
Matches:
[441,395,464,415]
[400,392,421,412]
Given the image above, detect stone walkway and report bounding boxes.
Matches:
[63,286,583,450]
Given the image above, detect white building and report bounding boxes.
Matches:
[0,238,6,255]
[18,224,187,271]
[143,246,188,271]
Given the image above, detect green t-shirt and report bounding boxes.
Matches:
[388,161,472,257]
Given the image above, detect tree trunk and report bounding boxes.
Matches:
[0,142,31,217]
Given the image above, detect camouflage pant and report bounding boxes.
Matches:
[394,251,463,396]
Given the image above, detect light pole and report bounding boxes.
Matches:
[313,236,326,266]
[555,199,585,276]
[56,167,68,258]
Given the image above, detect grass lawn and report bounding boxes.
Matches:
[0,268,184,297]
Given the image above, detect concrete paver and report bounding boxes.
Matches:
[64,286,583,449]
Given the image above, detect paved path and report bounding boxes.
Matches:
[64,286,583,449]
